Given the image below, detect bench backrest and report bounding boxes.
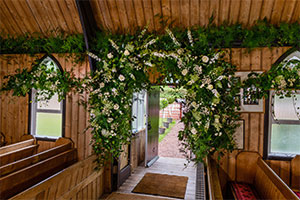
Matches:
[0,138,35,155]
[236,152,298,200]
[0,142,72,177]
[291,155,300,190]
[0,148,77,199]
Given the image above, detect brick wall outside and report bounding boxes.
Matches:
[159,102,182,120]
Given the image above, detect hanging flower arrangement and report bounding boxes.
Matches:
[1,26,299,166]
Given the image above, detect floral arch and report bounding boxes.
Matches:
[1,28,299,166]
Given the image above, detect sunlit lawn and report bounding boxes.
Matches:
[159,119,176,143]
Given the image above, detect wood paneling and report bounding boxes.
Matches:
[2,0,298,36]
[0,54,92,161]
[213,46,297,189]
[10,155,105,200]
[89,0,300,33]
[0,0,82,36]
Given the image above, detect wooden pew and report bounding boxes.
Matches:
[0,135,35,155]
[291,155,300,197]
[0,138,73,177]
[9,155,104,200]
[0,135,38,166]
[234,151,299,200]
[207,157,223,200]
[0,138,77,199]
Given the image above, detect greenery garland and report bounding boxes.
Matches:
[1,21,300,166]
[1,20,299,55]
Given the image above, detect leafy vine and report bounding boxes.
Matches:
[0,21,300,166]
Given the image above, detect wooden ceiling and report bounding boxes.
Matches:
[0,0,299,36]
[0,0,82,36]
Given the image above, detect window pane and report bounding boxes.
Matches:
[37,94,61,110]
[36,113,62,137]
[270,124,300,154]
[274,94,300,120]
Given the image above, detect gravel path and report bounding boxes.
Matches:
[158,121,186,158]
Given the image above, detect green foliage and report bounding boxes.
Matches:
[0,32,85,55]
[0,20,300,166]
[1,20,299,55]
[160,99,169,110]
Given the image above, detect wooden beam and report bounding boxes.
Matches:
[75,0,98,72]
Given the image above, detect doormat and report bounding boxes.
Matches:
[132,173,188,199]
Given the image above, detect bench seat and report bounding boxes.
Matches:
[230,182,259,200]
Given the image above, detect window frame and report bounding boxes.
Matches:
[263,47,300,160]
[132,91,146,133]
[28,55,66,141]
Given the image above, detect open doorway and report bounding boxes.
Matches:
[158,86,186,159]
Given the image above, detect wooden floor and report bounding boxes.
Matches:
[116,157,197,200]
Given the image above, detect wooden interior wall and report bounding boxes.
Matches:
[91,0,300,33]
[130,129,146,171]
[216,46,295,190]
[0,54,92,161]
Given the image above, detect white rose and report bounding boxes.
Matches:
[207,84,213,90]
[202,56,209,63]
[124,50,130,56]
[118,74,125,81]
[100,82,105,88]
[107,53,113,59]
[114,104,119,110]
[181,69,188,76]
[107,118,113,123]
[101,129,108,136]
[191,128,197,135]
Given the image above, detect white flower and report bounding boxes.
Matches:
[214,53,219,60]
[191,101,198,109]
[212,89,220,98]
[182,69,188,76]
[107,53,113,59]
[124,50,130,56]
[191,128,197,135]
[107,118,113,123]
[187,29,194,46]
[202,56,209,63]
[100,82,105,88]
[114,104,119,110]
[214,132,218,136]
[194,65,202,74]
[219,132,222,136]
[101,129,109,136]
[118,74,125,81]
[177,48,184,54]
[130,74,136,80]
[207,84,213,90]
[165,28,181,47]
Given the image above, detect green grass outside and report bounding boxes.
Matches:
[159,119,176,143]
[36,113,62,137]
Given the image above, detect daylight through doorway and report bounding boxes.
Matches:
[158,86,186,159]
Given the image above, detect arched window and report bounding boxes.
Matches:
[30,55,65,139]
[265,49,300,159]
